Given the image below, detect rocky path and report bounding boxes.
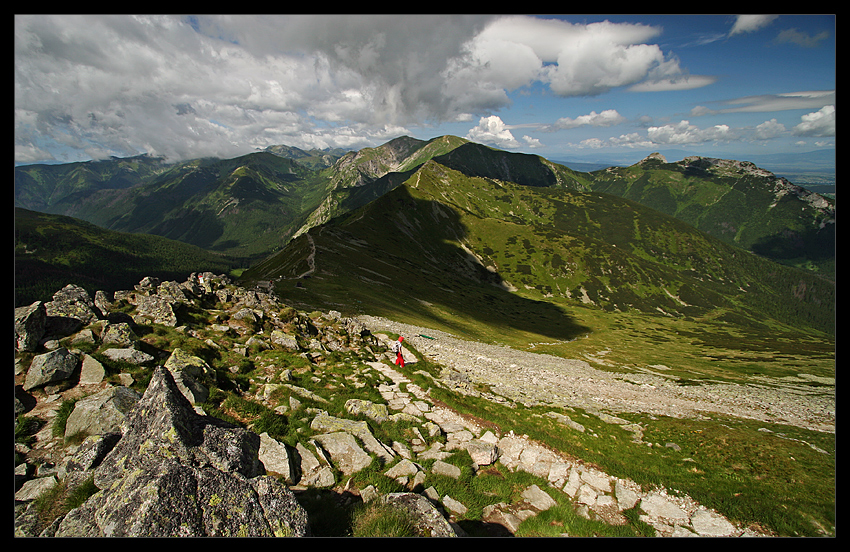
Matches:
[356,315,835,434]
[361,333,768,537]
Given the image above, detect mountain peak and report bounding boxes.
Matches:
[637,152,667,164]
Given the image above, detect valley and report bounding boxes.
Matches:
[14,135,835,536]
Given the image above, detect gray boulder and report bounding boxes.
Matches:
[100,322,138,347]
[52,366,310,537]
[63,386,142,441]
[23,348,79,391]
[15,301,46,352]
[44,284,101,337]
[135,294,178,326]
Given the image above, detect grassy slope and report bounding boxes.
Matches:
[240,160,834,535]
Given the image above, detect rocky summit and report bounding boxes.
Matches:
[15,274,772,537]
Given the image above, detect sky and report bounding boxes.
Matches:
[14,14,836,167]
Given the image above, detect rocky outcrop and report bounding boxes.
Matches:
[14,275,778,537]
[50,366,309,537]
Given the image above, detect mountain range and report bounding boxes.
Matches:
[15,135,835,339]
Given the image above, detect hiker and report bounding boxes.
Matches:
[391,336,405,367]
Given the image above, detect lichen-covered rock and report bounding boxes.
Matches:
[63,386,141,441]
[15,301,46,352]
[100,322,138,347]
[23,348,79,391]
[345,398,390,423]
[50,367,309,537]
[45,284,101,326]
[164,347,215,404]
[135,294,178,326]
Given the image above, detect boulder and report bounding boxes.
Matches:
[258,432,299,484]
[466,438,499,466]
[63,386,142,441]
[164,348,215,404]
[78,354,106,385]
[100,322,138,347]
[45,284,101,328]
[101,347,154,365]
[23,348,79,391]
[312,432,372,475]
[135,294,178,326]
[345,398,390,423]
[15,301,46,352]
[52,367,309,537]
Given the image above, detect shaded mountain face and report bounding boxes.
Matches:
[243,160,834,337]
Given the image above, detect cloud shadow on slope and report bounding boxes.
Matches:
[288,185,592,343]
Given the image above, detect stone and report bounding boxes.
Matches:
[312,432,372,475]
[690,508,737,536]
[64,433,122,473]
[521,484,557,511]
[614,479,640,511]
[78,354,106,385]
[640,492,689,521]
[345,398,390,423]
[45,284,100,328]
[23,348,79,391]
[466,438,499,466]
[101,347,154,365]
[52,367,308,537]
[15,301,46,352]
[15,475,58,502]
[63,386,142,441]
[101,322,138,347]
[381,493,458,537]
[580,470,612,493]
[385,459,421,479]
[442,495,468,516]
[258,432,298,484]
[431,460,461,479]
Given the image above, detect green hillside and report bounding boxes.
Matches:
[585,155,835,278]
[14,208,237,307]
[241,159,834,384]
[14,137,835,280]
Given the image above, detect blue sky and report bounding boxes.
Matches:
[15,14,835,167]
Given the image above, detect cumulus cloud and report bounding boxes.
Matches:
[793,105,835,137]
[545,109,627,131]
[576,116,802,149]
[15,14,716,163]
[465,115,521,149]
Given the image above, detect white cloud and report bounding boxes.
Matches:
[793,105,835,137]
[14,14,496,162]
[465,115,521,149]
[523,135,543,148]
[729,15,778,36]
[547,109,626,131]
[753,119,787,140]
[646,120,732,145]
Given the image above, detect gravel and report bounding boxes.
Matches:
[357,315,835,434]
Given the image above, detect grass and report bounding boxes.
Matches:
[350,501,420,537]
